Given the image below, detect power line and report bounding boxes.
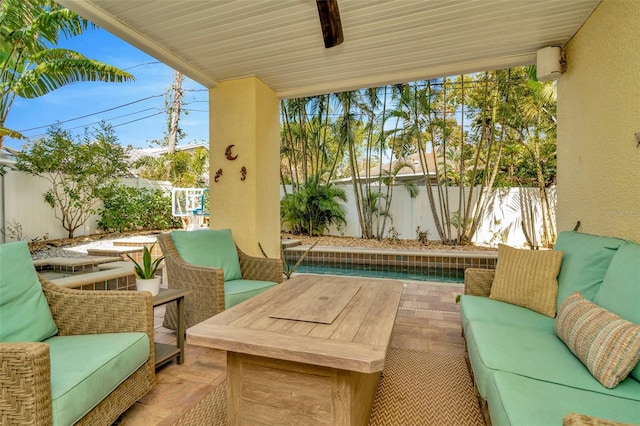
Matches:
[63,108,162,131]
[123,61,162,70]
[25,110,168,139]
[18,94,167,132]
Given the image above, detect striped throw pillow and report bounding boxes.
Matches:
[555,291,640,389]
[489,244,564,317]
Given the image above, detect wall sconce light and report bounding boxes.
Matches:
[635,132,640,148]
[536,46,563,81]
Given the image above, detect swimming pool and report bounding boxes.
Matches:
[294,262,465,283]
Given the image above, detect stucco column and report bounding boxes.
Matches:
[209,77,280,257]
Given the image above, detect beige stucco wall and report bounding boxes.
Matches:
[557,0,640,242]
[209,77,281,257]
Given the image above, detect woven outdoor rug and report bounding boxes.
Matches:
[173,348,484,425]
[368,348,484,426]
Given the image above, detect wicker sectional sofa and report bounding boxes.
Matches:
[0,241,155,425]
[460,231,640,425]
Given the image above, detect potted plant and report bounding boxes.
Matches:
[126,243,164,296]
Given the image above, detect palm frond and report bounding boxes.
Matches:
[14,58,134,98]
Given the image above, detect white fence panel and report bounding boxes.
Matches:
[1,170,171,243]
[2,171,94,241]
[281,184,556,248]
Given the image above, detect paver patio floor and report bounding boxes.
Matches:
[119,278,467,425]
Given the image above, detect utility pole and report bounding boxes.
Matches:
[167,71,184,154]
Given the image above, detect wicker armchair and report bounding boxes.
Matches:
[157,233,283,329]
[0,276,155,425]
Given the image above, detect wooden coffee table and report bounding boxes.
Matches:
[187,274,403,425]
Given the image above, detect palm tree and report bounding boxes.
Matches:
[135,147,209,187]
[0,0,134,149]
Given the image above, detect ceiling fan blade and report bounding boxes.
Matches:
[316,0,344,48]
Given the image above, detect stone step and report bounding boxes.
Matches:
[281,238,302,248]
[86,246,144,260]
[33,256,121,272]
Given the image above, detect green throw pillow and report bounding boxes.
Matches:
[0,241,58,342]
[554,231,627,311]
[171,229,242,281]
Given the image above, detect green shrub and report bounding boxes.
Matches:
[281,178,347,236]
[98,185,181,232]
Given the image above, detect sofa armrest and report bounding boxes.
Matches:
[237,247,283,284]
[464,268,495,297]
[40,276,153,338]
[0,342,53,425]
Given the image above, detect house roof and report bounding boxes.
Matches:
[58,0,600,99]
[333,152,437,184]
[0,147,19,169]
[363,153,437,179]
[127,143,209,163]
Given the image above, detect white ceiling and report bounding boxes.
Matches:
[59,0,601,99]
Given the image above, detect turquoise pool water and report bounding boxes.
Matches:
[295,262,464,283]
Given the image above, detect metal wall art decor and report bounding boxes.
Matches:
[225,144,238,160]
[241,166,247,181]
[214,169,223,182]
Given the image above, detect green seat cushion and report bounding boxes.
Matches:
[593,242,640,382]
[466,321,640,400]
[171,229,242,281]
[46,332,149,426]
[459,295,555,336]
[0,241,58,342]
[554,231,627,311]
[487,371,640,426]
[225,279,278,309]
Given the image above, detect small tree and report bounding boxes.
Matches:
[16,122,130,238]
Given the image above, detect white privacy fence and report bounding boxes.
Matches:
[2,167,555,248]
[283,184,557,248]
[1,170,170,242]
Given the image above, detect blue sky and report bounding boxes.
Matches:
[4,27,209,150]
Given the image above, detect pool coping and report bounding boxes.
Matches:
[283,245,498,270]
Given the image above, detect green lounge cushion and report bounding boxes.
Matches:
[459,295,555,336]
[46,332,149,426]
[0,241,58,342]
[593,242,640,382]
[465,321,640,400]
[487,371,640,426]
[554,231,628,311]
[594,243,640,325]
[225,279,278,309]
[171,229,242,281]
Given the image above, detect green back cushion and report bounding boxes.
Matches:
[0,241,58,342]
[593,242,640,381]
[171,229,242,281]
[554,231,627,311]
